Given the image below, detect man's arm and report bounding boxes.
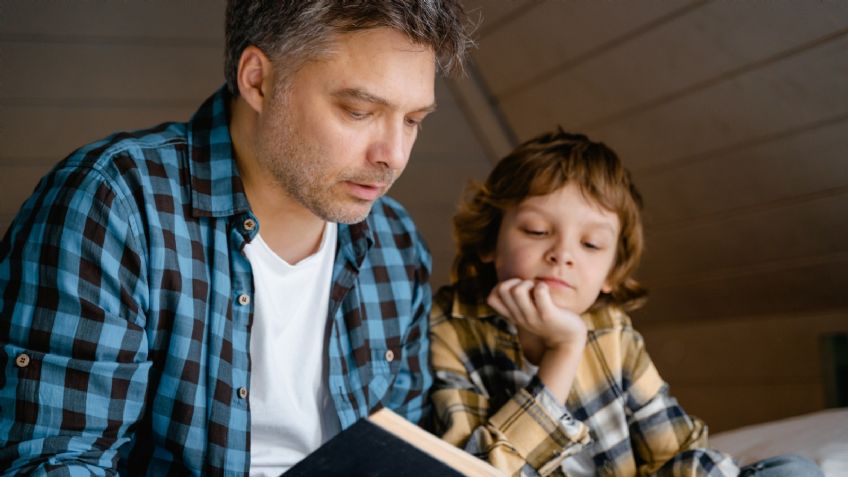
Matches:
[378,223,433,427]
[0,163,150,475]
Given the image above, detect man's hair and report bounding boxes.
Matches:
[224,0,474,95]
[452,128,647,312]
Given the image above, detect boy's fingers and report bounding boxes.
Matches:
[510,280,538,323]
[486,291,510,317]
[533,282,557,318]
[489,280,523,323]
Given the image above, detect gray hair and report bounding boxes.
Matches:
[224,0,475,95]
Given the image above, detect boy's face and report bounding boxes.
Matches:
[487,183,620,314]
[255,27,436,224]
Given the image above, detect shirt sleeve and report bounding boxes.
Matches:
[430,305,590,477]
[0,164,151,475]
[378,228,433,427]
[621,327,740,476]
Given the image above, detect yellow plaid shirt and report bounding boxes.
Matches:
[430,285,740,477]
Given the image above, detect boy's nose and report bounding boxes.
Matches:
[545,242,574,266]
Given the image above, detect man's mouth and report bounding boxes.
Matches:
[345,181,385,201]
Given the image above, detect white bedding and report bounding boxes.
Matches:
[710,408,848,477]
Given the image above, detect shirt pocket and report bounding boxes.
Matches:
[365,344,402,402]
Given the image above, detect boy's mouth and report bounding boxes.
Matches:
[536,276,575,290]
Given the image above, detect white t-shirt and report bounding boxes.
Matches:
[245,223,341,476]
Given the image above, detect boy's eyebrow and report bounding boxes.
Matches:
[331,88,437,113]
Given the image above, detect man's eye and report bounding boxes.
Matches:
[348,110,369,120]
[405,117,422,129]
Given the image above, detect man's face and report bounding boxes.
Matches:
[255,27,437,224]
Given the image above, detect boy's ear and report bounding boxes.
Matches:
[479,249,494,263]
[601,276,615,294]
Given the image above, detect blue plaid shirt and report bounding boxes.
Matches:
[0,87,433,476]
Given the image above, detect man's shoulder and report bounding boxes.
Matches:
[65,120,189,174]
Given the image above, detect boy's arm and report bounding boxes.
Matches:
[430,305,590,477]
[0,165,150,474]
[622,327,739,476]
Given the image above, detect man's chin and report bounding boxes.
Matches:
[316,201,374,224]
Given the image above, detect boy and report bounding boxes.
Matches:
[429,129,822,477]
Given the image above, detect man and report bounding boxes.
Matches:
[0,1,472,475]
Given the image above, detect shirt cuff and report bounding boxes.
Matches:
[488,375,591,475]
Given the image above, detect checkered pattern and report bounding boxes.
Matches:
[430,286,740,477]
[0,87,432,476]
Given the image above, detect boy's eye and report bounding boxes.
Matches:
[582,241,600,250]
[522,228,548,237]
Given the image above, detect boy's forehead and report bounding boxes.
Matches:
[515,186,620,231]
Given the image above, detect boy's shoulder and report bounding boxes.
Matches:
[431,285,492,324]
[583,306,634,332]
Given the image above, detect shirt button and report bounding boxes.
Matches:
[243,218,256,232]
[237,294,250,306]
[15,353,30,368]
[384,350,394,362]
[238,387,249,399]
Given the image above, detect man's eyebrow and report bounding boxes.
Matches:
[331,88,437,113]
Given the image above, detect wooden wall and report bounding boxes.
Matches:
[2,0,847,434]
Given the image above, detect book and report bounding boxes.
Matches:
[282,407,507,476]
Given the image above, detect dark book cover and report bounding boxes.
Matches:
[281,417,465,477]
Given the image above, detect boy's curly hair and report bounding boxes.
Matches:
[452,128,647,312]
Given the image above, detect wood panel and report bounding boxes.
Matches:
[638,310,848,431]
[0,43,223,103]
[584,35,848,170]
[496,0,848,140]
[461,0,538,38]
[640,192,848,281]
[674,383,823,433]
[471,0,692,98]
[635,118,848,226]
[0,0,225,38]
[634,258,848,323]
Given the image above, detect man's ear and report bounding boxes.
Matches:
[236,45,274,115]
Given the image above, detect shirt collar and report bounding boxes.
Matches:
[186,86,251,218]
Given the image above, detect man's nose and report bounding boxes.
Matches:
[369,120,410,171]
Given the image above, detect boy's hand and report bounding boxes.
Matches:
[487,278,588,403]
[487,278,588,352]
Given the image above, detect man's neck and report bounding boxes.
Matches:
[230,96,328,264]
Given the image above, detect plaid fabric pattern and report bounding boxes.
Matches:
[0,87,432,476]
[430,286,740,477]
